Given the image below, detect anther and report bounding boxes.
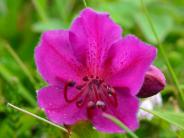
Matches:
[87,101,95,108]
[64,81,84,103]
[96,100,106,111]
[108,92,112,97]
[68,81,75,87]
[108,88,115,96]
[96,100,105,107]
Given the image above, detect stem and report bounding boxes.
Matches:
[82,0,87,8]
[7,103,68,133]
[140,0,184,102]
[32,0,48,22]
[103,113,138,138]
[0,39,37,87]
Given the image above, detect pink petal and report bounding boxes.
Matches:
[91,90,139,133]
[106,35,157,96]
[70,8,122,75]
[35,30,86,85]
[137,65,166,98]
[37,86,87,125]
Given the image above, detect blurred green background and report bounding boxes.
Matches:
[0,0,184,138]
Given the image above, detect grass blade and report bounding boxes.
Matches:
[140,0,184,102]
[0,39,37,87]
[32,0,48,22]
[140,107,184,130]
[82,0,87,7]
[0,65,36,106]
[7,103,68,133]
[103,113,139,138]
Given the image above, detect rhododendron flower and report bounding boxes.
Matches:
[35,8,165,133]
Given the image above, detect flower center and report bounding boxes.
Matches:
[63,75,118,116]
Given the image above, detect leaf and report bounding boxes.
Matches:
[99,1,137,29]
[0,65,36,106]
[135,12,173,44]
[141,108,184,130]
[32,19,66,32]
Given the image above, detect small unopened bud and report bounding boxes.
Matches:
[137,65,166,98]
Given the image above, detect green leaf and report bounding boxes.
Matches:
[141,108,184,130]
[0,65,36,106]
[135,12,173,44]
[32,19,65,32]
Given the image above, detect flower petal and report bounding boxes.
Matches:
[137,65,166,98]
[91,90,139,133]
[70,8,122,75]
[35,30,86,85]
[37,86,87,125]
[106,35,157,95]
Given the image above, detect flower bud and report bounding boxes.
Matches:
[137,65,166,98]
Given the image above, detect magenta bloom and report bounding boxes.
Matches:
[35,8,164,133]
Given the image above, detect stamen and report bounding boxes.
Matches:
[76,84,86,90]
[96,100,105,107]
[64,81,83,103]
[68,81,75,87]
[99,79,104,84]
[96,100,106,111]
[76,99,83,107]
[76,92,89,108]
[87,101,96,119]
[87,104,95,119]
[83,76,89,81]
[107,88,115,96]
[101,86,118,107]
[93,85,100,101]
[87,101,95,108]
[64,76,118,114]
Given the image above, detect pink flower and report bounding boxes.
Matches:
[35,8,165,133]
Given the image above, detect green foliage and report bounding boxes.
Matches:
[0,0,184,138]
[141,108,184,130]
